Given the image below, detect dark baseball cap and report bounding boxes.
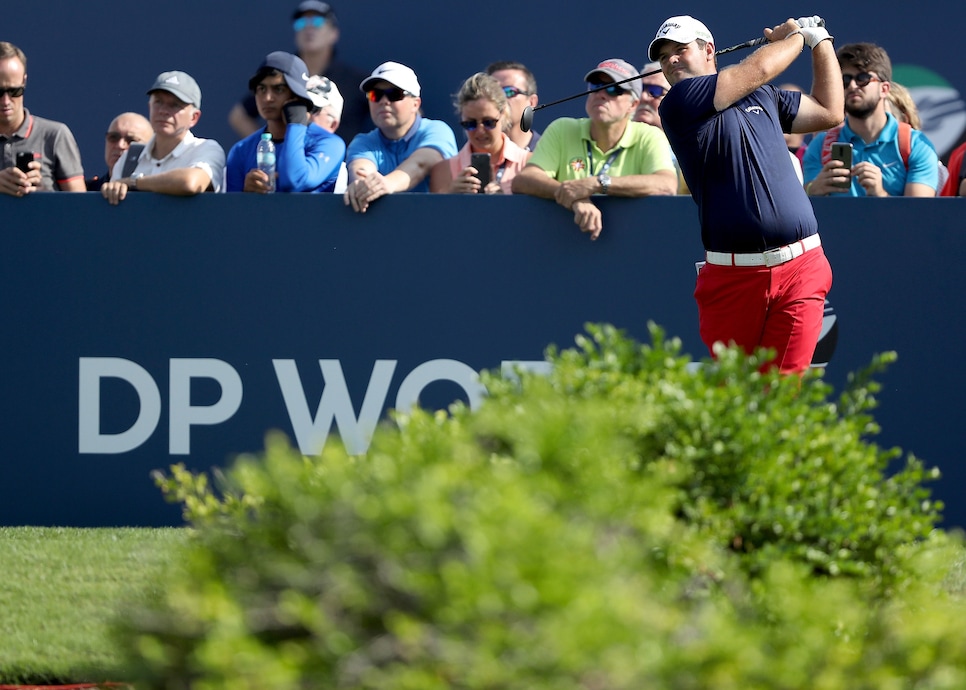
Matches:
[249,51,312,102]
[292,0,336,20]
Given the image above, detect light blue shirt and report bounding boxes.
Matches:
[802,113,939,196]
[346,115,458,193]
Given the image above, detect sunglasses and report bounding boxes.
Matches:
[641,84,667,99]
[105,132,143,145]
[460,118,500,131]
[293,15,326,31]
[0,85,25,98]
[587,81,628,97]
[842,72,881,89]
[502,86,531,99]
[366,86,412,103]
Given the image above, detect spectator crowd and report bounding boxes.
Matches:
[4,1,963,208]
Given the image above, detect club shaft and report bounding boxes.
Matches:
[532,36,767,113]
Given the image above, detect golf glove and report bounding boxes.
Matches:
[797,26,833,48]
[795,15,825,28]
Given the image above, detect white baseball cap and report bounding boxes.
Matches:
[360,61,421,98]
[648,15,715,61]
[306,75,344,120]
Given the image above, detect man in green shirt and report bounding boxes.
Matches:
[512,58,677,240]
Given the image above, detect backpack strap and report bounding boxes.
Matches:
[819,124,845,165]
[120,144,145,179]
[897,121,911,168]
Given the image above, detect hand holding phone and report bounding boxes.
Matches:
[470,152,491,190]
[16,151,39,173]
[829,142,852,189]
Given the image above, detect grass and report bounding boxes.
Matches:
[0,526,188,685]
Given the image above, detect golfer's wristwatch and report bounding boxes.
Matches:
[598,173,611,194]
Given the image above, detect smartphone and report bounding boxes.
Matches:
[470,152,491,188]
[16,151,39,173]
[829,142,852,189]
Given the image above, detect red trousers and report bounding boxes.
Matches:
[694,247,832,374]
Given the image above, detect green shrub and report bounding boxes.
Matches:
[118,324,966,689]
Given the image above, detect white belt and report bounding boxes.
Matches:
[705,234,821,268]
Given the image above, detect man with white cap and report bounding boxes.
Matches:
[101,70,226,205]
[225,51,345,193]
[343,61,458,213]
[512,58,677,239]
[306,75,349,192]
[307,75,344,132]
[649,15,843,374]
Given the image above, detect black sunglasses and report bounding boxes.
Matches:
[0,85,25,98]
[105,132,143,145]
[460,118,500,131]
[842,72,881,89]
[587,81,628,97]
[641,84,667,99]
[366,87,411,103]
[502,86,531,99]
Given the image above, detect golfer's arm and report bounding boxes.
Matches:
[714,32,806,110]
[511,164,559,199]
[792,40,844,133]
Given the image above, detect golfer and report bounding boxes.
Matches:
[650,16,843,374]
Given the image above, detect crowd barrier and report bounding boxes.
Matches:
[0,193,963,528]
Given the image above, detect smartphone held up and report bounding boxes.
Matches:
[829,142,852,190]
[16,151,39,173]
[470,152,491,190]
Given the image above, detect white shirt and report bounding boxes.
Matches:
[112,130,226,193]
[788,150,803,185]
[334,162,348,194]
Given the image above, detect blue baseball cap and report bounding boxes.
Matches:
[249,51,312,102]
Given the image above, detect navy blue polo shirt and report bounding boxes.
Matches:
[661,74,818,253]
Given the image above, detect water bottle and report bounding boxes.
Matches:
[256,132,276,193]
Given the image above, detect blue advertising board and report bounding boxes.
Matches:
[0,194,963,528]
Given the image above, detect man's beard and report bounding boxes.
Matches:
[845,98,877,119]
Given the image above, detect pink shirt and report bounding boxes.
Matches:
[447,133,530,194]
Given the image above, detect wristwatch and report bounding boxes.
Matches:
[129,172,144,190]
[598,173,612,194]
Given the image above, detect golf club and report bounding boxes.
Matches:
[520,36,770,133]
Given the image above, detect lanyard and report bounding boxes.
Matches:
[494,159,509,186]
[586,140,623,177]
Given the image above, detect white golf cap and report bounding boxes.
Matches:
[360,61,421,97]
[306,75,344,120]
[648,15,715,61]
